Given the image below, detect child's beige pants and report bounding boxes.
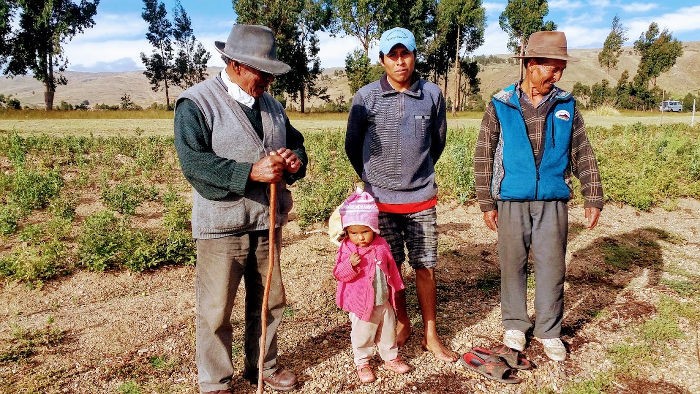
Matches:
[349,302,398,366]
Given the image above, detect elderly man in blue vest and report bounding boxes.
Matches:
[474,31,603,362]
[174,25,307,393]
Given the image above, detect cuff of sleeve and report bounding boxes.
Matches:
[479,202,497,212]
[229,163,253,195]
[583,200,604,211]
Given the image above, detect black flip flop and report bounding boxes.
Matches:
[471,345,533,370]
[458,351,522,384]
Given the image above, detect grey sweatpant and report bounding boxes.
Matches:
[496,201,568,339]
[195,230,285,393]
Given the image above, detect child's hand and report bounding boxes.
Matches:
[350,252,361,267]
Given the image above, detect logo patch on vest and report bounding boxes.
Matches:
[555,109,571,121]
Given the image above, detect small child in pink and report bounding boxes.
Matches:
[333,188,412,383]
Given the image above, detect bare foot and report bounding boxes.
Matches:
[396,320,411,347]
[422,339,459,363]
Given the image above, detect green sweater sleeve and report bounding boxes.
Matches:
[174,98,252,200]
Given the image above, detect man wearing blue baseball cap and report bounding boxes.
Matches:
[345,27,457,363]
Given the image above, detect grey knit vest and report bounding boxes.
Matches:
[179,76,292,239]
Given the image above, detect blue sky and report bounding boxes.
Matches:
[64,0,700,72]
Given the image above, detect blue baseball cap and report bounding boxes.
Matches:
[379,27,416,55]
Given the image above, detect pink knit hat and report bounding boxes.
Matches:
[339,188,380,234]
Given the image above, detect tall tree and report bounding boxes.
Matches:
[172,0,210,89]
[633,22,683,88]
[233,0,333,113]
[331,0,438,94]
[0,0,100,110]
[498,0,555,79]
[140,0,175,108]
[614,70,632,109]
[436,0,485,114]
[330,0,392,55]
[598,15,627,73]
[572,82,591,108]
[0,1,14,69]
[499,0,555,55]
[345,49,383,94]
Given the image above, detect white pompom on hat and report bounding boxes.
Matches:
[339,187,380,234]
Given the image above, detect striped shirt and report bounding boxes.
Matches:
[474,83,603,212]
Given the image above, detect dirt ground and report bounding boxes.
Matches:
[0,199,698,393]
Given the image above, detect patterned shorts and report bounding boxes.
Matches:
[378,207,438,270]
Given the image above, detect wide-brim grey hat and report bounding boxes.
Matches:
[215,24,291,75]
[512,31,577,61]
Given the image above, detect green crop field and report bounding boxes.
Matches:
[0,112,698,285]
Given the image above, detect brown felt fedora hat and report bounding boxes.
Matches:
[513,31,577,61]
[215,24,291,75]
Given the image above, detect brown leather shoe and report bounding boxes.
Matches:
[262,368,297,392]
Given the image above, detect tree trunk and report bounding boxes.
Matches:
[44,89,55,111]
[300,87,306,113]
[451,25,461,116]
[457,71,463,111]
[46,52,55,110]
[165,77,171,109]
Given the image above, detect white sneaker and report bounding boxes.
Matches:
[503,330,526,351]
[537,337,567,361]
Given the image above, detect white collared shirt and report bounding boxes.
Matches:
[220,70,255,109]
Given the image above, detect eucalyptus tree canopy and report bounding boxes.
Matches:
[0,0,100,110]
[233,0,333,112]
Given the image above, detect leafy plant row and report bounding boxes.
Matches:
[0,122,699,285]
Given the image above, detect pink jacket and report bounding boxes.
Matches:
[333,236,405,322]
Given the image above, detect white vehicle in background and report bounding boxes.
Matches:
[659,100,683,112]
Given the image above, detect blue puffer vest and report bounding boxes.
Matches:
[491,84,575,201]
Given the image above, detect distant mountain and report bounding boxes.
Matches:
[1,42,698,109]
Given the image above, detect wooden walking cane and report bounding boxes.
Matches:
[258,181,277,393]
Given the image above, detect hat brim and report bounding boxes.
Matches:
[215,41,291,75]
[512,53,578,62]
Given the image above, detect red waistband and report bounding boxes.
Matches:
[376,196,438,214]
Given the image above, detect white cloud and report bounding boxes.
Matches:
[318,31,368,69]
[651,5,700,34]
[65,39,150,71]
[619,2,657,13]
[74,13,146,41]
[589,0,611,8]
[472,24,510,56]
[64,12,149,71]
[563,10,607,26]
[627,5,700,43]
[549,0,585,10]
[70,58,142,73]
[482,1,506,14]
[559,25,611,48]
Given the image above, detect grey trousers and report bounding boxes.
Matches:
[496,201,568,339]
[195,229,285,393]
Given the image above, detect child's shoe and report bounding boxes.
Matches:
[356,364,376,383]
[382,357,412,374]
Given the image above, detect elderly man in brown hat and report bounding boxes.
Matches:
[474,31,603,362]
[174,24,307,393]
